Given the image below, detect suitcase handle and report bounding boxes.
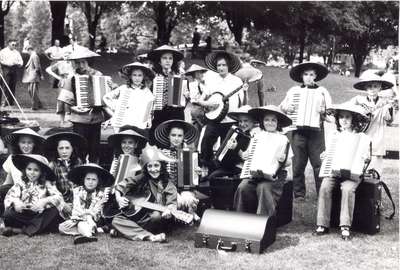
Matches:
[217,240,237,252]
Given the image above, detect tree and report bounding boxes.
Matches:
[0,0,14,47]
[49,1,67,46]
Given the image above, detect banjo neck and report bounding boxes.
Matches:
[222,84,244,102]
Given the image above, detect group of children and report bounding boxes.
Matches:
[0,44,396,244]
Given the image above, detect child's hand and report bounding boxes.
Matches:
[278,153,286,163]
[161,209,172,219]
[242,83,249,92]
[13,201,26,213]
[30,200,47,213]
[286,104,296,113]
[320,151,326,161]
[117,196,129,209]
[227,138,238,150]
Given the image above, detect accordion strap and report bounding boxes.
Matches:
[379,179,396,220]
[273,141,290,178]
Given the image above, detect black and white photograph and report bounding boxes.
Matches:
[0,1,398,269]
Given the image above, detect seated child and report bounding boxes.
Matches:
[314,103,371,240]
[59,163,112,244]
[2,154,64,236]
[110,146,178,243]
[234,105,293,217]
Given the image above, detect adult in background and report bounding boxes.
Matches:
[45,39,64,88]
[192,27,201,59]
[22,45,44,110]
[239,53,265,106]
[0,39,23,107]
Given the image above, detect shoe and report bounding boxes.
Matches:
[149,233,166,243]
[73,235,98,245]
[110,229,120,238]
[1,227,21,237]
[341,226,352,240]
[312,226,329,236]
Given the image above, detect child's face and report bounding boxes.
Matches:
[238,115,255,132]
[160,53,174,70]
[130,69,144,86]
[338,111,353,130]
[57,140,73,160]
[302,69,317,86]
[263,114,278,132]
[147,161,161,179]
[18,136,35,154]
[73,59,89,74]
[216,58,229,76]
[366,82,381,98]
[25,162,41,182]
[194,71,204,81]
[121,136,138,155]
[169,127,184,148]
[84,172,99,191]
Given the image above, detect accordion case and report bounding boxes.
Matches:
[195,209,276,253]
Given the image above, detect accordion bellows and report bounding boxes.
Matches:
[75,75,112,108]
[153,75,186,110]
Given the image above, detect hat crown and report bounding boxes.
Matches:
[140,146,176,165]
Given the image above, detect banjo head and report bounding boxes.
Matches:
[205,92,229,122]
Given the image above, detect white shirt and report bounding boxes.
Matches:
[0,47,23,67]
[2,155,22,186]
[45,45,64,60]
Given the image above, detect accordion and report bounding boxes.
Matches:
[240,132,289,180]
[177,148,199,190]
[110,87,154,128]
[153,75,186,110]
[110,154,141,187]
[214,125,251,164]
[75,75,112,108]
[319,131,371,181]
[286,88,324,130]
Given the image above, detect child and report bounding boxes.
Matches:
[22,45,44,110]
[234,105,293,217]
[279,62,332,199]
[349,73,394,175]
[314,103,371,240]
[45,132,87,218]
[103,62,155,132]
[110,145,178,243]
[2,154,64,236]
[59,163,112,244]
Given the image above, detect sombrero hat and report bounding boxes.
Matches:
[45,132,87,154]
[154,120,198,148]
[227,105,255,121]
[68,163,114,187]
[327,103,370,123]
[147,45,184,63]
[205,50,241,73]
[185,64,208,76]
[66,46,100,60]
[353,72,394,90]
[4,128,45,147]
[120,62,155,79]
[289,62,329,83]
[108,129,148,149]
[140,145,177,166]
[12,154,56,181]
[249,105,292,128]
[234,66,263,83]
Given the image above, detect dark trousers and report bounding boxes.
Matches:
[73,122,101,163]
[208,167,241,210]
[149,106,185,146]
[4,207,62,236]
[0,184,13,216]
[200,122,232,169]
[1,65,18,105]
[288,129,325,198]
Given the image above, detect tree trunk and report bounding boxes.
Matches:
[153,2,171,46]
[50,1,68,46]
[88,24,96,50]
[0,13,4,48]
[298,26,306,63]
[353,52,366,78]
[232,26,243,46]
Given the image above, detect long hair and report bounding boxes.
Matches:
[124,68,148,89]
[334,113,367,133]
[9,136,41,155]
[48,141,82,166]
[20,162,47,186]
[142,161,169,182]
[258,114,283,132]
[152,55,180,75]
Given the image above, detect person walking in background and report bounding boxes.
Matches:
[0,39,23,107]
[45,39,64,89]
[192,27,201,59]
[22,45,44,110]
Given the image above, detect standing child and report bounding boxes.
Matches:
[2,154,64,236]
[279,62,331,199]
[314,103,371,240]
[59,163,112,244]
[234,105,293,217]
[348,73,394,175]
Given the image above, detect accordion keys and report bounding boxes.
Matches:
[75,75,111,108]
[177,148,199,190]
[153,75,186,110]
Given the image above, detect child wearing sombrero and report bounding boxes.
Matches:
[2,154,64,236]
[110,145,178,243]
[59,163,112,244]
[279,62,332,199]
[234,105,293,217]
[314,103,371,240]
[45,132,87,218]
[103,62,155,132]
[348,73,395,175]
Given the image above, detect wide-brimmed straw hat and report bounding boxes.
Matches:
[227,105,255,122]
[185,64,208,76]
[234,66,263,83]
[147,45,184,63]
[3,128,45,147]
[108,129,148,149]
[120,62,155,79]
[66,46,100,60]
[289,62,329,83]
[327,103,370,123]
[205,50,241,73]
[154,120,198,148]
[140,145,177,166]
[12,154,56,181]
[353,72,394,90]
[45,132,87,154]
[68,163,114,187]
[249,105,292,128]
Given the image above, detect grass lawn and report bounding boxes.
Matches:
[1,53,399,270]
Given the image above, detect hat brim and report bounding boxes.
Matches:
[326,107,369,123]
[12,155,56,181]
[45,132,87,154]
[185,69,208,76]
[227,112,255,122]
[68,164,114,187]
[234,67,263,83]
[154,120,198,147]
[353,80,394,90]
[249,108,292,128]
[120,64,155,80]
[108,131,148,149]
[289,63,329,83]
[205,51,241,74]
[148,49,184,63]
[4,131,45,148]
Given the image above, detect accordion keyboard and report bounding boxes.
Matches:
[319,133,339,178]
